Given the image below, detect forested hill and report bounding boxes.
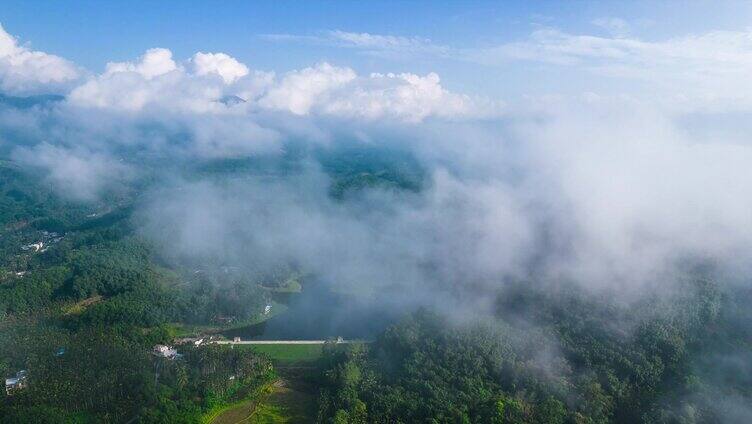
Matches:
[0,159,279,422]
[1,149,751,423]
[0,147,424,422]
[317,280,752,423]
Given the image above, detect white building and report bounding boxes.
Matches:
[21,242,44,252]
[152,344,178,359]
[5,370,28,395]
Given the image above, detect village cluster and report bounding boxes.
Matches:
[6,230,65,279]
[20,231,63,254]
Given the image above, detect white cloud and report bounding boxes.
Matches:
[485,28,752,67]
[0,25,493,120]
[192,52,249,84]
[470,27,752,110]
[263,30,450,59]
[259,62,356,114]
[327,30,444,54]
[473,29,643,65]
[105,47,177,79]
[69,48,230,112]
[320,71,491,121]
[12,142,131,201]
[518,100,752,287]
[188,116,281,158]
[266,26,752,112]
[69,66,221,112]
[329,30,425,48]
[258,63,496,121]
[0,23,80,94]
[65,48,490,121]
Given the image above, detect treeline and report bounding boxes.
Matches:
[0,325,273,423]
[318,145,425,199]
[0,160,90,230]
[317,279,750,423]
[0,235,177,325]
[0,164,281,422]
[0,229,269,328]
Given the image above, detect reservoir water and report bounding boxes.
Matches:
[223,280,398,340]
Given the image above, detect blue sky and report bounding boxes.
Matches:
[3,0,752,99]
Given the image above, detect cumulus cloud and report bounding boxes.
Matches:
[69,48,228,112]
[319,71,491,121]
[259,62,356,114]
[191,52,249,84]
[0,23,81,94]
[0,25,495,121]
[258,63,488,121]
[105,47,177,79]
[66,46,493,120]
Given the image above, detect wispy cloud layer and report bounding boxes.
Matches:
[1,22,752,303]
[268,26,752,110]
[262,30,450,58]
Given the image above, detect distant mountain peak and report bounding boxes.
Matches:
[219,95,247,106]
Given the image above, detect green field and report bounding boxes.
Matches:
[249,380,316,424]
[205,396,262,424]
[203,381,275,424]
[242,344,324,365]
[209,345,323,423]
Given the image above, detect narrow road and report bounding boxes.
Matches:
[211,339,367,345]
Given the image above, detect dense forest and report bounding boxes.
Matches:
[0,143,429,422]
[0,160,280,422]
[317,280,751,423]
[1,137,751,423]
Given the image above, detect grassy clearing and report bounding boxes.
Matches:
[249,382,316,423]
[208,395,262,424]
[203,381,274,424]
[205,397,257,424]
[203,343,334,423]
[241,344,324,365]
[207,378,316,424]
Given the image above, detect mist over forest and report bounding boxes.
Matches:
[1,6,752,423]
